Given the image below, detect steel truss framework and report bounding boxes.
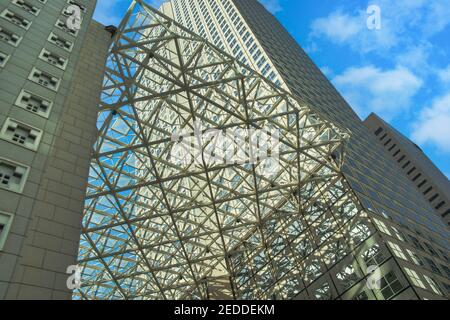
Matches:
[75,0,384,300]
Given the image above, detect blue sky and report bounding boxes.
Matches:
[93,0,450,179]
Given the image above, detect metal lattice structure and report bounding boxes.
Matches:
[75,0,377,300]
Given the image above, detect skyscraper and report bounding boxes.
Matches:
[0,0,111,299]
[76,0,450,300]
[364,113,450,227]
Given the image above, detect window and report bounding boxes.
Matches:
[391,226,405,241]
[0,157,30,194]
[440,265,450,279]
[39,48,68,70]
[314,282,332,300]
[0,27,22,47]
[404,268,426,289]
[55,19,78,37]
[12,0,40,16]
[28,68,61,91]
[429,194,439,202]
[0,212,13,251]
[402,160,411,169]
[407,249,424,266]
[424,275,442,295]
[373,219,392,236]
[47,32,74,52]
[435,201,445,210]
[423,186,433,196]
[0,51,9,67]
[417,179,427,188]
[388,242,408,260]
[15,90,53,118]
[1,9,31,30]
[380,271,404,299]
[374,127,383,136]
[67,0,87,12]
[408,235,424,251]
[361,244,385,266]
[423,242,438,257]
[0,118,42,151]
[336,264,359,290]
[424,258,442,276]
[354,291,369,300]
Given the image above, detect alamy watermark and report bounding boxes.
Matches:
[367,5,382,30]
[66,4,82,31]
[66,265,82,290]
[170,122,280,178]
[366,265,382,290]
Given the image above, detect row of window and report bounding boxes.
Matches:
[0,0,89,256]
[372,218,449,296]
[0,0,86,249]
[374,126,449,218]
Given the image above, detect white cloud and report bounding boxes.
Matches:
[423,1,450,36]
[438,65,450,84]
[258,0,283,14]
[411,93,450,152]
[311,11,362,43]
[309,0,450,54]
[320,66,334,78]
[395,44,432,74]
[333,65,423,120]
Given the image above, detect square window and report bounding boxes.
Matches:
[0,212,14,251]
[0,157,30,194]
[0,27,22,47]
[1,9,31,30]
[47,32,74,52]
[55,18,78,37]
[28,67,61,91]
[404,267,426,289]
[0,118,43,151]
[0,51,10,67]
[15,90,53,118]
[39,48,68,70]
[12,0,41,16]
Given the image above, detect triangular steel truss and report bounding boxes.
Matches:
[75,0,375,300]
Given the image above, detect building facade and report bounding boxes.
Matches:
[364,113,450,227]
[74,0,450,300]
[0,0,111,299]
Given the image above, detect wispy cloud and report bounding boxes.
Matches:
[258,0,283,14]
[411,93,450,152]
[311,10,363,44]
[438,65,450,84]
[333,65,423,120]
[309,0,450,54]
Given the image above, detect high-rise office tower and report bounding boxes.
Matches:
[76,0,450,300]
[364,113,450,227]
[0,0,111,299]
